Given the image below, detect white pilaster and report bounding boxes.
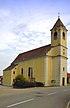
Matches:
[44,57,48,86]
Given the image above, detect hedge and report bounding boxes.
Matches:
[13,81,44,88]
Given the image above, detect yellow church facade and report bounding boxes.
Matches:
[3,17,67,86]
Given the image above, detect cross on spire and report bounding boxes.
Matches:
[58,12,60,19]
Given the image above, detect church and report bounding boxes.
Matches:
[3,17,68,86]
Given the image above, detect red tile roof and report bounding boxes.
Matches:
[4,44,51,71]
[3,64,18,71]
[51,18,67,30]
[67,73,70,78]
[12,44,51,64]
[3,65,11,71]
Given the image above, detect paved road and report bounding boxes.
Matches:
[0,86,70,108]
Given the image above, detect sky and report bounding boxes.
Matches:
[0,0,70,75]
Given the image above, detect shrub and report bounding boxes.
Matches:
[13,75,44,88]
[22,82,35,88]
[13,81,44,88]
[13,81,35,88]
[13,81,23,88]
[35,82,44,87]
[15,75,26,82]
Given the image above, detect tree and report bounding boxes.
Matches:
[15,75,26,82]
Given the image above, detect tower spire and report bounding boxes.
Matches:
[58,12,60,19]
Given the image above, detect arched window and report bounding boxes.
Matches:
[13,71,15,74]
[54,32,57,40]
[28,67,33,78]
[21,68,23,75]
[63,67,65,71]
[63,32,65,40]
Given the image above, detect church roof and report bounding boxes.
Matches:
[12,44,51,64]
[4,44,51,71]
[51,18,67,30]
[67,73,70,78]
[3,64,18,71]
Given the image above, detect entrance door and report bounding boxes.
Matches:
[62,77,65,86]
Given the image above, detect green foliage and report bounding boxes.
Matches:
[13,75,44,88]
[15,75,26,82]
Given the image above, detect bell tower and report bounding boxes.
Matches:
[51,16,67,86]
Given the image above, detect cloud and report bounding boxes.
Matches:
[12,29,51,52]
[0,8,51,74]
[0,5,70,74]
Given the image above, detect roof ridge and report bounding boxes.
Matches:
[11,44,51,65]
[53,18,65,28]
[51,18,67,30]
[20,44,51,55]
